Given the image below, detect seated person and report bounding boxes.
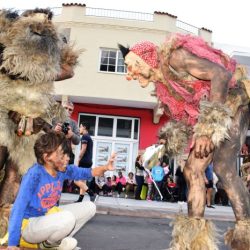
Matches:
[7,131,115,250]
[111,175,117,194]
[95,175,106,195]
[125,172,136,198]
[116,171,127,198]
[104,177,112,196]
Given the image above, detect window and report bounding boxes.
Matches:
[99,49,126,73]
[116,119,132,138]
[97,117,114,137]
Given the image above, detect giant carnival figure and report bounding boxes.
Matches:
[0,8,79,237]
[119,34,250,250]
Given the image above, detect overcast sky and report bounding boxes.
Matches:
[1,0,250,48]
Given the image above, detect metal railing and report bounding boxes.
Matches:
[85,7,153,21]
[176,20,199,35]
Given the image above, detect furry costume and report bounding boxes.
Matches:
[0,8,79,237]
[119,33,250,250]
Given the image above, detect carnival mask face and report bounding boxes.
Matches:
[125,52,155,88]
[0,10,61,84]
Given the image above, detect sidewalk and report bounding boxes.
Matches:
[61,193,235,222]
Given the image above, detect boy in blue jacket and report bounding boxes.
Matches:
[7,131,115,250]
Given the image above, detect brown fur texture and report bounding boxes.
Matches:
[159,121,192,157]
[170,215,219,250]
[0,9,79,175]
[224,220,250,250]
[193,101,232,147]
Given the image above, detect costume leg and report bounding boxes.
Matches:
[170,149,218,249]
[0,158,21,237]
[213,105,250,249]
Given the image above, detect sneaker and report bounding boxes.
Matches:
[39,237,77,250]
[125,194,128,199]
[117,194,120,198]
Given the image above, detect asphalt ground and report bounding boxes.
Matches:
[75,214,233,250]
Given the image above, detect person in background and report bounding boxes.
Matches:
[105,177,113,196]
[54,101,80,193]
[111,175,117,195]
[135,154,144,200]
[74,122,96,202]
[151,161,165,201]
[125,172,136,198]
[145,172,153,201]
[205,163,215,208]
[116,171,126,198]
[95,175,106,195]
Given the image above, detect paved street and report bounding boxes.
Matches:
[61,193,235,250]
[75,214,233,250]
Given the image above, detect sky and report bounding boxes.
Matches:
[1,0,250,48]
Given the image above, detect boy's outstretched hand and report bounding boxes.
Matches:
[106,153,116,171]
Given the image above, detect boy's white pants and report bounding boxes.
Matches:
[22,201,96,244]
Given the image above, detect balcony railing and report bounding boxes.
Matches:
[85,7,153,21]
[176,20,199,35]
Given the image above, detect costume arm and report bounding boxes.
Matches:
[169,48,232,103]
[8,172,35,246]
[169,48,232,151]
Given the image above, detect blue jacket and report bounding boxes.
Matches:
[8,163,92,246]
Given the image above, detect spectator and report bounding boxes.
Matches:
[54,101,80,193]
[145,172,153,201]
[95,175,106,195]
[105,177,113,196]
[175,160,187,202]
[151,161,164,201]
[116,171,126,198]
[214,181,229,206]
[205,163,215,208]
[111,175,117,195]
[74,122,96,202]
[125,172,136,198]
[135,155,144,200]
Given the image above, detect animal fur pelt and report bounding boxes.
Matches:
[193,101,232,147]
[169,215,219,250]
[0,8,79,175]
[159,121,192,157]
[224,219,250,250]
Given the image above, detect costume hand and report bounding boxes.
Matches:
[55,64,74,81]
[192,136,214,159]
[106,153,116,171]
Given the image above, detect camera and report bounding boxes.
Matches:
[61,122,70,135]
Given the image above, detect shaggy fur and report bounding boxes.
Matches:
[170,215,219,250]
[224,220,250,250]
[159,121,192,157]
[0,10,78,174]
[193,101,232,147]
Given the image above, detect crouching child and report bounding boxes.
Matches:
[7,131,116,250]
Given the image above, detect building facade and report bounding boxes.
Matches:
[53,3,212,173]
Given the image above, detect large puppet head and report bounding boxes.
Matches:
[0,8,79,84]
[118,41,159,87]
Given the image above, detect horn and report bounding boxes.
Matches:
[118,43,130,59]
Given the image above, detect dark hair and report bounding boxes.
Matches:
[34,131,70,165]
[112,175,117,181]
[128,172,134,177]
[118,43,130,59]
[80,122,90,131]
[107,177,111,181]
